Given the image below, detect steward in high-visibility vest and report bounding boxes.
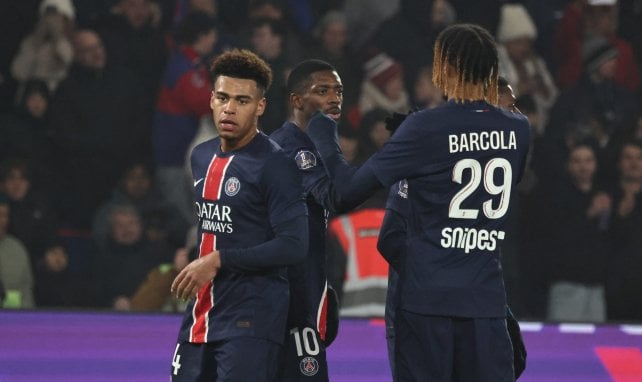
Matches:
[327,208,389,317]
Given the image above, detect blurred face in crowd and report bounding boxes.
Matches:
[74,30,106,70]
[567,145,597,185]
[293,70,343,123]
[597,57,617,80]
[2,168,30,202]
[111,210,143,245]
[121,0,152,29]
[321,21,347,55]
[123,164,151,200]
[618,144,642,183]
[251,24,282,60]
[587,5,618,35]
[25,92,48,118]
[211,75,265,151]
[44,246,68,272]
[190,0,217,16]
[194,29,217,56]
[415,69,442,107]
[384,73,405,101]
[249,4,283,20]
[504,37,532,62]
[369,121,390,150]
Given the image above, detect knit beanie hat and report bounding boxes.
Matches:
[496,4,537,43]
[582,35,618,73]
[39,0,76,20]
[364,52,403,92]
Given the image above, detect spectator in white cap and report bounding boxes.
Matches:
[10,0,75,93]
[554,0,640,92]
[496,3,557,134]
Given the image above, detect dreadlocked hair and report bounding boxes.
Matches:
[432,24,499,105]
[209,49,273,95]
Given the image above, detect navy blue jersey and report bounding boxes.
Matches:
[364,100,530,317]
[270,122,344,339]
[178,132,307,344]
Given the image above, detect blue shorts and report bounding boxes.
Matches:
[395,310,514,382]
[170,337,280,382]
[275,326,329,381]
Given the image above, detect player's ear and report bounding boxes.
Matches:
[290,93,303,110]
[256,97,266,117]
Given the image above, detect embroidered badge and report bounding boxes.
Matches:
[299,356,319,376]
[295,150,317,170]
[224,177,240,196]
[397,179,408,199]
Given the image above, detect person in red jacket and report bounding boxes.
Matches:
[554,0,640,92]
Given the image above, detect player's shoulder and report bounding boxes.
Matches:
[192,136,220,157]
[269,122,308,149]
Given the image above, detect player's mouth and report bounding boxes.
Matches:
[325,108,341,121]
[219,119,236,131]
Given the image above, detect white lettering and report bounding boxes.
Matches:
[447,131,517,153]
[440,226,506,253]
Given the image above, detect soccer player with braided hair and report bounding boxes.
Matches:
[306,23,531,381]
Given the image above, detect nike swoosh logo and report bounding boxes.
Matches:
[194,178,204,187]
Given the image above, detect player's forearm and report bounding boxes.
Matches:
[377,209,407,271]
[219,215,308,273]
[306,112,383,205]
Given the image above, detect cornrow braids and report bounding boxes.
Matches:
[432,23,499,105]
[209,49,273,95]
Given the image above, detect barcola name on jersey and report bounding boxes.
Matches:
[449,131,517,153]
[440,226,505,253]
[195,201,233,233]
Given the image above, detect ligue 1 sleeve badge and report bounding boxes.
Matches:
[224,177,241,196]
[299,356,319,376]
[295,150,317,170]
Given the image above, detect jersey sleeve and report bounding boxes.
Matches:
[263,151,308,226]
[377,182,409,270]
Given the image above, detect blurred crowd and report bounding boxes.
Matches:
[0,0,641,323]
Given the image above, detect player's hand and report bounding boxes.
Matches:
[306,111,337,135]
[384,108,418,135]
[171,251,221,300]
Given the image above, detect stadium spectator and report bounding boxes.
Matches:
[496,3,558,130]
[94,205,171,310]
[95,0,168,115]
[0,193,34,309]
[92,162,189,251]
[606,140,642,320]
[358,52,410,116]
[554,0,640,92]
[10,0,75,92]
[0,159,58,268]
[545,142,610,322]
[153,11,217,224]
[49,29,147,229]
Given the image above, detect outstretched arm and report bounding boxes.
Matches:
[306,112,384,206]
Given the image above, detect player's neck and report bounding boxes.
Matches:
[220,129,258,152]
[290,115,307,131]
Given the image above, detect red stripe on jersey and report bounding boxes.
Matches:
[317,282,328,341]
[190,154,233,343]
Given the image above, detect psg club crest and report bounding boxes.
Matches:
[397,179,408,199]
[299,356,319,376]
[224,177,241,196]
[295,150,317,170]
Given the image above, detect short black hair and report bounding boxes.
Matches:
[173,11,216,45]
[287,59,337,95]
[209,49,273,94]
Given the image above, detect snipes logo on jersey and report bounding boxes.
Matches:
[299,356,319,376]
[440,226,505,253]
[195,201,233,233]
[295,150,317,170]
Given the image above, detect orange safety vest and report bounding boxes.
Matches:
[328,208,389,317]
